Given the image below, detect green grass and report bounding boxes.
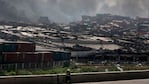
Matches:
[16,70,32,75]
[1,64,149,76]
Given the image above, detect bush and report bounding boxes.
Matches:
[31,69,49,75]
[108,67,119,71]
[0,70,7,76]
[123,66,149,71]
[16,70,32,75]
[5,71,16,76]
[51,68,66,74]
[69,64,78,69]
[80,67,98,72]
[30,68,66,75]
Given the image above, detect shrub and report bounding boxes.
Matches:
[16,70,32,75]
[0,70,7,76]
[80,67,98,72]
[5,71,16,76]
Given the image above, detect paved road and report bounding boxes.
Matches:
[75,79,149,84]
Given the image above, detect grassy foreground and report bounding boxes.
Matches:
[0,64,149,76]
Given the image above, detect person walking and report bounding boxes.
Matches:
[65,69,71,84]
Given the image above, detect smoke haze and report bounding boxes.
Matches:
[0,0,149,23]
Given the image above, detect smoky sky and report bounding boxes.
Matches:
[0,0,149,23]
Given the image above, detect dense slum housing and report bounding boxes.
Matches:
[70,44,149,64]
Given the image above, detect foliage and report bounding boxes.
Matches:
[80,67,98,72]
[1,64,149,76]
[16,70,32,75]
[4,71,16,76]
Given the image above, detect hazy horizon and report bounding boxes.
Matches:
[0,0,149,23]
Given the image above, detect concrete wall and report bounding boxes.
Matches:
[1,70,149,84]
